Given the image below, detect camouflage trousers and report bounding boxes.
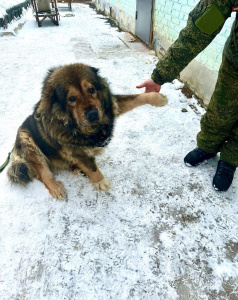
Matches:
[197,57,238,166]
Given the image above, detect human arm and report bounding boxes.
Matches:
[151,0,233,85]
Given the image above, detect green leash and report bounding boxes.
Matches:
[34,112,44,121]
[0,152,11,173]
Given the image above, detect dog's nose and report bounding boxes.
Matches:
[85,109,99,123]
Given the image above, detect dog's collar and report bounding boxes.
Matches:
[87,124,113,147]
[94,136,111,147]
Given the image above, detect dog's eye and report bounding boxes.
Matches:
[68,96,77,103]
[88,87,95,94]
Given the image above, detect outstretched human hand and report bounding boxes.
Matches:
[136,79,161,93]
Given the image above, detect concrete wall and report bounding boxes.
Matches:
[93,0,137,33]
[93,0,235,105]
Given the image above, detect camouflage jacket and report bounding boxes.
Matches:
[151,0,238,85]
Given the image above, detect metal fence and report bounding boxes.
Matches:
[0,0,31,28]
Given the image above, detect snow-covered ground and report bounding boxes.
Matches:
[0,4,238,300]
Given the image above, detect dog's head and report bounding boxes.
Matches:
[39,64,116,147]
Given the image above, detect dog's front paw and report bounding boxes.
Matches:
[93,178,111,191]
[150,92,168,107]
[48,180,67,200]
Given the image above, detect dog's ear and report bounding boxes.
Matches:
[43,67,57,88]
[47,67,57,75]
[90,67,99,74]
[51,84,68,111]
[90,67,107,91]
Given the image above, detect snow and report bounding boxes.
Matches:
[0,4,238,300]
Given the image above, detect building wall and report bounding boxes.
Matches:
[93,0,235,105]
[93,0,137,32]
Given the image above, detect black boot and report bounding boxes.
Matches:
[184,147,217,166]
[213,160,236,192]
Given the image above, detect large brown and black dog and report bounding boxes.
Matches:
[7,63,167,199]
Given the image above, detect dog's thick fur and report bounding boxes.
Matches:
[7,63,167,199]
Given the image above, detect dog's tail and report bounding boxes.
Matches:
[7,158,34,186]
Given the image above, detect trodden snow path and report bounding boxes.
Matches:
[0,4,237,300]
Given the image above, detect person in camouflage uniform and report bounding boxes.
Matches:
[137,0,238,191]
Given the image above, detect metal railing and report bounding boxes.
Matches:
[0,0,31,28]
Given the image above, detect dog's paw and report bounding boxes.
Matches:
[48,180,67,200]
[150,92,168,107]
[93,178,111,191]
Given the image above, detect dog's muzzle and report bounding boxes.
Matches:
[85,109,99,123]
